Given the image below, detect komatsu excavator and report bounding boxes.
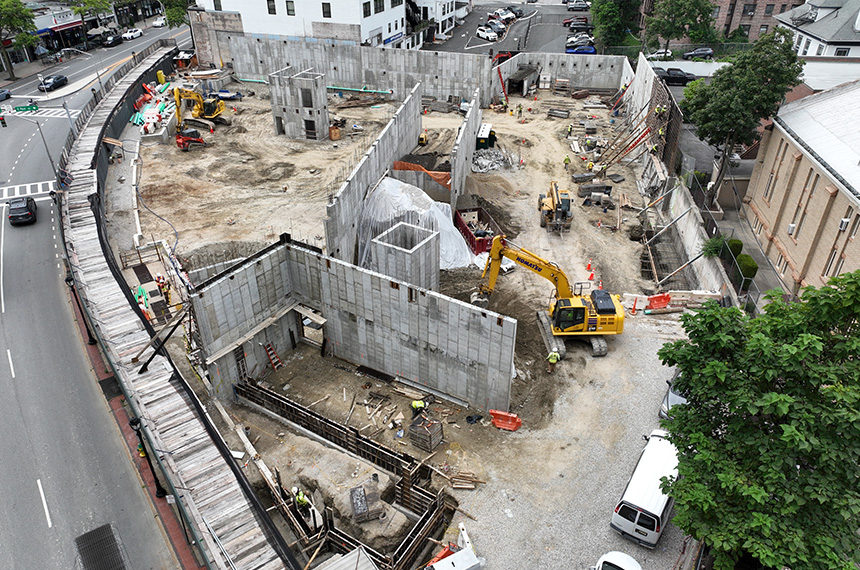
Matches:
[173,87,231,132]
[471,235,624,357]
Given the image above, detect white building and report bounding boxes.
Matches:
[412,0,458,36]
[776,0,860,57]
[197,0,409,47]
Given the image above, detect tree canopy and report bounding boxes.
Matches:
[645,0,714,50]
[70,0,112,50]
[658,271,860,570]
[591,0,642,47]
[681,27,803,202]
[0,0,36,80]
[164,0,191,28]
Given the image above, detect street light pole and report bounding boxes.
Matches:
[14,115,62,188]
[129,417,168,498]
[65,272,97,344]
[62,96,77,137]
[61,48,105,92]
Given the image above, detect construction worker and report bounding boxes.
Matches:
[566,124,573,138]
[546,348,560,373]
[587,160,594,171]
[517,103,523,118]
[411,399,426,418]
[563,155,571,170]
[292,486,310,517]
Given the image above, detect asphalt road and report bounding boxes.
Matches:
[0,27,190,569]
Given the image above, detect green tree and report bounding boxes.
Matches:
[70,0,113,51]
[682,28,802,205]
[645,0,714,53]
[164,0,191,29]
[658,272,860,570]
[592,0,642,47]
[0,0,37,80]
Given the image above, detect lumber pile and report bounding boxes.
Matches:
[547,108,571,119]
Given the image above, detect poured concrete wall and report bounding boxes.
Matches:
[269,67,330,139]
[370,222,440,291]
[324,84,423,263]
[450,89,482,209]
[388,169,450,202]
[494,53,631,97]
[190,237,517,411]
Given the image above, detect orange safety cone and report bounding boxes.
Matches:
[586,258,592,271]
[598,280,603,290]
[631,297,638,315]
[588,271,594,281]
[597,220,602,228]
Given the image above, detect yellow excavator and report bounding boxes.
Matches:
[538,181,572,233]
[173,87,231,131]
[471,235,624,357]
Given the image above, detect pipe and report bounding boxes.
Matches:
[326,85,394,94]
[234,77,270,84]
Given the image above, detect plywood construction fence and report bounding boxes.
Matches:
[191,235,517,411]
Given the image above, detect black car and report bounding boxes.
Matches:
[569,21,595,32]
[104,34,124,47]
[7,197,37,225]
[683,47,714,60]
[662,67,697,85]
[506,5,524,17]
[38,75,68,91]
[486,19,506,35]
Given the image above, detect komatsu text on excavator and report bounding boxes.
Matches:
[471,235,624,358]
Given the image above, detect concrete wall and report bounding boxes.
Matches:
[389,169,450,202]
[191,237,517,411]
[450,89,482,209]
[192,9,243,72]
[494,53,631,100]
[325,84,423,263]
[269,67,330,139]
[370,222,440,291]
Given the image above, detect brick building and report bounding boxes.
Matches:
[746,80,860,294]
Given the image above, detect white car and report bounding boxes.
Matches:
[646,49,673,60]
[476,26,498,41]
[153,16,166,27]
[591,552,642,570]
[122,28,142,40]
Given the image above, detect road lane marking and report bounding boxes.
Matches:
[0,203,5,313]
[37,479,53,528]
[7,349,14,378]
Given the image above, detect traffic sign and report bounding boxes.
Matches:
[14,105,38,112]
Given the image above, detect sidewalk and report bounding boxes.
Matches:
[0,58,55,89]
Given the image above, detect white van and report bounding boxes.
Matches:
[609,429,679,548]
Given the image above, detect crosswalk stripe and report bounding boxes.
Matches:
[7,109,81,119]
[0,181,55,201]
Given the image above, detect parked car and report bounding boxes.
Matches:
[104,34,123,47]
[122,28,143,40]
[569,21,595,32]
[662,67,697,85]
[153,16,166,27]
[566,45,597,54]
[683,46,714,59]
[563,16,589,25]
[0,88,10,101]
[568,0,590,10]
[646,49,673,60]
[7,197,37,226]
[659,372,688,420]
[486,19,507,35]
[651,66,669,81]
[506,5,525,17]
[476,26,498,41]
[37,74,68,91]
[488,8,516,24]
[566,36,594,48]
[591,552,642,570]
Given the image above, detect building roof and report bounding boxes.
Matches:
[776,0,860,42]
[775,79,860,199]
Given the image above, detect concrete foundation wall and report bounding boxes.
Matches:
[494,53,630,99]
[325,84,423,263]
[370,222,440,291]
[450,89,482,209]
[270,67,330,139]
[388,169,450,202]
[192,238,517,411]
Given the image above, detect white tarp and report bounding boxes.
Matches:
[357,177,473,270]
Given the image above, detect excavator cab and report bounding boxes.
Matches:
[202,98,222,117]
[552,299,586,331]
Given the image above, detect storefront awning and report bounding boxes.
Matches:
[52,21,83,33]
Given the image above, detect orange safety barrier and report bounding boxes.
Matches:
[392,161,452,189]
[489,410,522,431]
[646,293,671,310]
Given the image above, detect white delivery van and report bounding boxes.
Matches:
[609,429,679,548]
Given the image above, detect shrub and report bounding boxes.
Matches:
[736,254,758,289]
[702,236,725,258]
[727,238,743,258]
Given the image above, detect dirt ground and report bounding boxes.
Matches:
[135,83,690,568]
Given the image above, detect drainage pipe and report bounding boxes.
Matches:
[327,85,394,94]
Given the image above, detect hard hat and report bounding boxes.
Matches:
[292,486,298,494]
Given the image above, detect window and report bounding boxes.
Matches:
[780,3,787,12]
[764,172,775,198]
[267,0,276,14]
[835,48,849,56]
[392,0,403,6]
[776,253,786,274]
[638,513,657,531]
[802,38,811,55]
[794,33,802,48]
[363,1,371,16]
[374,0,384,14]
[809,173,819,197]
[795,211,807,238]
[816,43,824,55]
[286,0,295,15]
[850,215,860,239]
[759,25,768,34]
[834,257,845,277]
[713,6,720,18]
[214,0,222,10]
[618,505,637,523]
[740,24,751,35]
[388,22,391,33]
[301,88,312,108]
[823,248,839,276]
[765,3,774,14]
[728,3,736,16]
[743,3,756,15]
[322,2,331,17]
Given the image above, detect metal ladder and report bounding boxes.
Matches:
[264,343,283,370]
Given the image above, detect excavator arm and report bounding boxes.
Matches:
[477,235,574,300]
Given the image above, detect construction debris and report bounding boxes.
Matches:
[471,148,509,173]
[547,108,571,119]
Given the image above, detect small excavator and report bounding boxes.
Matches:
[173,87,231,132]
[538,181,573,233]
[471,235,624,358]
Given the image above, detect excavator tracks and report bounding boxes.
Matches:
[536,311,566,360]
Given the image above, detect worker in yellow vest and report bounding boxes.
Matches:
[292,486,310,517]
[546,348,560,373]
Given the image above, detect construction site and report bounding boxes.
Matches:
[60,32,740,570]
